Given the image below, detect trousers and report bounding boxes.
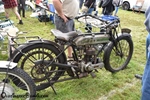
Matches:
[54,14,75,33]
[141,33,150,100]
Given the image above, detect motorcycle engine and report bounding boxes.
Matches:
[76,45,104,72]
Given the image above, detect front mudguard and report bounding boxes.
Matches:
[103,30,132,60]
[106,28,132,49]
[0,61,17,69]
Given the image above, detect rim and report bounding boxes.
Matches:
[109,39,130,70]
[0,71,31,100]
[123,3,129,10]
[17,47,60,89]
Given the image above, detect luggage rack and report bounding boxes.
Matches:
[0,18,43,58]
[9,35,43,57]
[0,29,42,58]
[11,35,42,45]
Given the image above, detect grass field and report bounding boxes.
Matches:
[0,7,147,100]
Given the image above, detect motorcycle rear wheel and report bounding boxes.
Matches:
[104,35,133,73]
[12,43,66,91]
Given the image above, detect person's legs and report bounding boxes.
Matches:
[87,8,94,14]
[54,14,74,57]
[18,7,21,16]
[79,0,84,9]
[4,8,10,18]
[12,7,23,24]
[146,34,150,58]
[141,33,150,100]
[66,19,75,58]
[22,7,26,17]
[114,7,119,16]
[12,7,22,20]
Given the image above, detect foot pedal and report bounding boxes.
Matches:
[78,72,88,78]
[135,74,142,80]
[90,72,96,78]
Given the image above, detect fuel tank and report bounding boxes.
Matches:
[74,33,110,46]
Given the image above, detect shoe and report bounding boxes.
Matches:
[67,56,74,61]
[18,20,23,25]
[135,74,142,80]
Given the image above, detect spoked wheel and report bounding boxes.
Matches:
[0,67,36,100]
[12,43,66,91]
[104,35,133,73]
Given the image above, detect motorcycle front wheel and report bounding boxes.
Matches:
[103,35,133,73]
[0,67,36,100]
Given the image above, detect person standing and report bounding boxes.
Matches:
[82,0,96,14]
[18,0,26,18]
[101,0,115,15]
[52,0,79,58]
[141,5,150,100]
[112,0,121,16]
[2,0,23,24]
[80,0,84,9]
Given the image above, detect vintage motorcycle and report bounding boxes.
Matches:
[10,14,133,92]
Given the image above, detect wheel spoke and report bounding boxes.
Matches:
[13,44,65,90]
[104,36,133,72]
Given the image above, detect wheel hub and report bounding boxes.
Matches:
[31,60,50,82]
[0,82,14,100]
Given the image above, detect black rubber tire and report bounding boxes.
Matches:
[103,35,133,73]
[122,2,130,10]
[0,67,36,100]
[12,43,65,91]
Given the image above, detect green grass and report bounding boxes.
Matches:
[0,8,147,100]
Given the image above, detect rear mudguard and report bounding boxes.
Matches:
[14,40,76,76]
[0,61,17,69]
[11,39,67,63]
[11,40,76,76]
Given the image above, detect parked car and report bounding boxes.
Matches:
[122,0,150,12]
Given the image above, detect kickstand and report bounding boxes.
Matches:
[44,66,57,95]
[47,78,57,95]
[51,85,57,95]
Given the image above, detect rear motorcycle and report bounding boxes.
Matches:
[0,27,36,100]
[10,14,133,92]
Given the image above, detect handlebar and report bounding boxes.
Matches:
[75,14,120,28]
[105,19,119,28]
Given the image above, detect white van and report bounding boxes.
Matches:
[122,0,150,12]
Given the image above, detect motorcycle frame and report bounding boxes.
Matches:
[45,27,132,83]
